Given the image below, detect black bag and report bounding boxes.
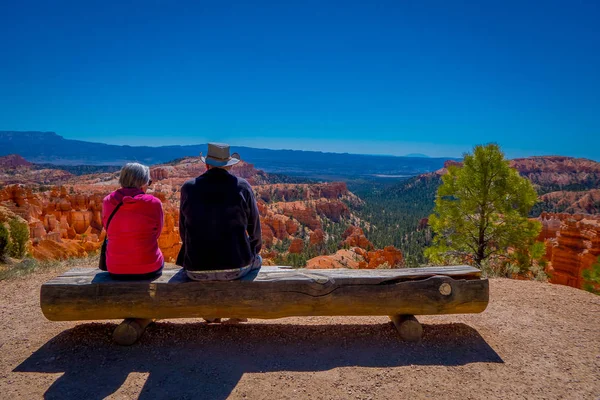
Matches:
[99,202,123,271]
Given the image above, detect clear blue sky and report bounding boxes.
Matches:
[1,0,598,159]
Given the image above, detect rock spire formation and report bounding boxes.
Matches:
[538,212,600,288]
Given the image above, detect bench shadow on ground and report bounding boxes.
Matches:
[15,321,503,400]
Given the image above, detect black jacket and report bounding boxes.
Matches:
[176,168,262,271]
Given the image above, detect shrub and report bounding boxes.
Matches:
[376,261,392,269]
[8,217,29,258]
[582,257,600,295]
[508,242,548,281]
[0,223,10,261]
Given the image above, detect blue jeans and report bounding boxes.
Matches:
[186,255,262,281]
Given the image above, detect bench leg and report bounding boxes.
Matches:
[223,318,248,324]
[204,318,248,324]
[112,318,154,346]
[389,314,423,342]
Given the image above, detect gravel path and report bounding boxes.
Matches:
[0,265,599,400]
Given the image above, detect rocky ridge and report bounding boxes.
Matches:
[0,154,73,186]
[431,156,600,190]
[536,189,600,214]
[510,156,600,191]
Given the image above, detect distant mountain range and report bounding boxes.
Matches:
[0,131,456,179]
[404,153,430,158]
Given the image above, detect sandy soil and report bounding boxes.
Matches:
[0,264,599,400]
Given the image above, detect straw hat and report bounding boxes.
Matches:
[200,143,241,167]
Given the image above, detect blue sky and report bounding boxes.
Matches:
[1,0,599,159]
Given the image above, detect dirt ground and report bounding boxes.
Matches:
[0,263,599,400]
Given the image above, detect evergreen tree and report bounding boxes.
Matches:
[425,144,540,267]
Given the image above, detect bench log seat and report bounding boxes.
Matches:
[41,265,489,344]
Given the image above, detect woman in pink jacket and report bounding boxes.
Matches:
[102,162,164,279]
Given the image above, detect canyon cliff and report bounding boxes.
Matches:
[510,156,600,191]
[431,156,600,190]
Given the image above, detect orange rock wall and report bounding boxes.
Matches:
[538,213,600,289]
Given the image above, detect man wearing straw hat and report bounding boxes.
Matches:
[177,143,262,281]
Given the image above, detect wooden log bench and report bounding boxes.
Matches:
[40,265,489,345]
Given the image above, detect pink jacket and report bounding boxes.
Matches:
[102,188,164,275]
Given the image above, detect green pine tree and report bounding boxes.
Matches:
[425,143,541,267]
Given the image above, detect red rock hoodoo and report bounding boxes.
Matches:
[341,226,374,250]
[537,213,600,289]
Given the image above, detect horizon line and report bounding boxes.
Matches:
[1,130,598,162]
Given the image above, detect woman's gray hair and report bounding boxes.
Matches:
[119,162,151,188]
